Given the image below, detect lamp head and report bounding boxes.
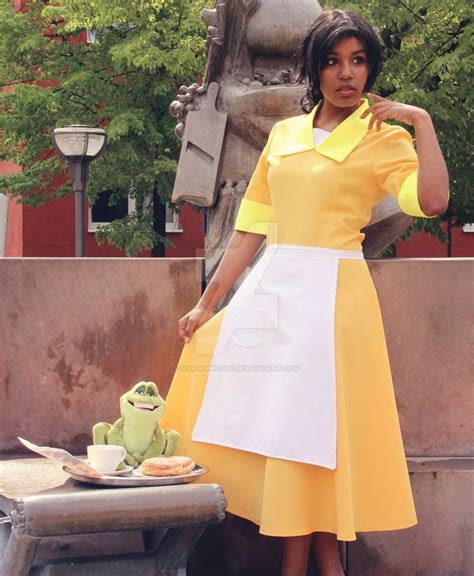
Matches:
[51,125,106,160]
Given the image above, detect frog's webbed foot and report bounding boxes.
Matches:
[125,453,140,467]
[162,429,180,457]
[92,422,111,445]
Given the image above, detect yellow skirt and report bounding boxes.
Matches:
[160,259,417,541]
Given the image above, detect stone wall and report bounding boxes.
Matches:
[0,258,203,454]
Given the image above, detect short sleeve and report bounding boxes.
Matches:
[374,127,436,219]
[234,125,275,235]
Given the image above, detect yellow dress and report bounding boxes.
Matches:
[160,98,433,541]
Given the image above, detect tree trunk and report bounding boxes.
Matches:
[152,190,166,258]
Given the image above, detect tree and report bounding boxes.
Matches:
[0,0,211,256]
[339,0,473,252]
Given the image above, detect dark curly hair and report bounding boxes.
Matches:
[294,9,382,113]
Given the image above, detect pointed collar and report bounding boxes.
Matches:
[272,98,371,163]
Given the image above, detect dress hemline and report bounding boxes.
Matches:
[224,502,418,541]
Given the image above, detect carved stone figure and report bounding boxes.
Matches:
[170,0,413,308]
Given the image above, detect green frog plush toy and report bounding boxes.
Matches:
[93,381,180,467]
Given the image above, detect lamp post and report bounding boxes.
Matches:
[51,125,106,257]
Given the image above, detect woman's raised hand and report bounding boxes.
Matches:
[362,92,430,131]
[178,305,214,343]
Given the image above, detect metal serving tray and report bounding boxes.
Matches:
[63,464,209,487]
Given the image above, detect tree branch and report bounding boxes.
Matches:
[108,70,141,78]
[399,1,426,24]
[0,77,35,87]
[411,29,462,83]
[64,95,97,114]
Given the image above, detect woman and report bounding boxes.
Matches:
[161,9,449,576]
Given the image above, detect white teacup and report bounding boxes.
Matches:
[87,444,127,472]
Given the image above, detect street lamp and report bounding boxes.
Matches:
[51,125,106,257]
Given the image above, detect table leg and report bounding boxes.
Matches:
[143,527,168,552]
[0,513,11,563]
[153,525,205,575]
[0,526,40,576]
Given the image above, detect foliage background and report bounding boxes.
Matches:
[337,0,472,251]
[0,0,212,255]
[0,0,472,254]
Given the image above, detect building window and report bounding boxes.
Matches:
[88,191,182,233]
[166,202,182,233]
[86,29,97,44]
[88,190,133,233]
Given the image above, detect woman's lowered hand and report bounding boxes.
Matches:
[178,304,214,343]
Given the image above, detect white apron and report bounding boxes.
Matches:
[191,243,364,470]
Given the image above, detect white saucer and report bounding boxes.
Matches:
[84,459,133,476]
[100,465,134,477]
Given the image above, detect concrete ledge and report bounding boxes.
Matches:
[348,457,474,575]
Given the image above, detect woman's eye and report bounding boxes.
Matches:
[354,56,365,64]
[326,58,337,66]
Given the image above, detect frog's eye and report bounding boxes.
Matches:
[135,386,146,395]
[146,387,155,397]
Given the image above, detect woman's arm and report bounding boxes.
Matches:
[179,123,276,342]
[198,230,265,312]
[411,111,449,216]
[363,92,449,216]
[178,230,265,342]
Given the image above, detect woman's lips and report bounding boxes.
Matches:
[337,88,357,97]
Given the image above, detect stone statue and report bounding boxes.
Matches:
[170,0,413,308]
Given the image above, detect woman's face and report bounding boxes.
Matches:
[319,35,370,108]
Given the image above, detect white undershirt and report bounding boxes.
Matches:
[313,127,331,146]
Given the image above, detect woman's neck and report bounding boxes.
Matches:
[313,98,363,131]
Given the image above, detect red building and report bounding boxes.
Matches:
[396,225,474,258]
[0,177,204,258]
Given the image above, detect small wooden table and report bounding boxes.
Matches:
[0,458,226,576]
